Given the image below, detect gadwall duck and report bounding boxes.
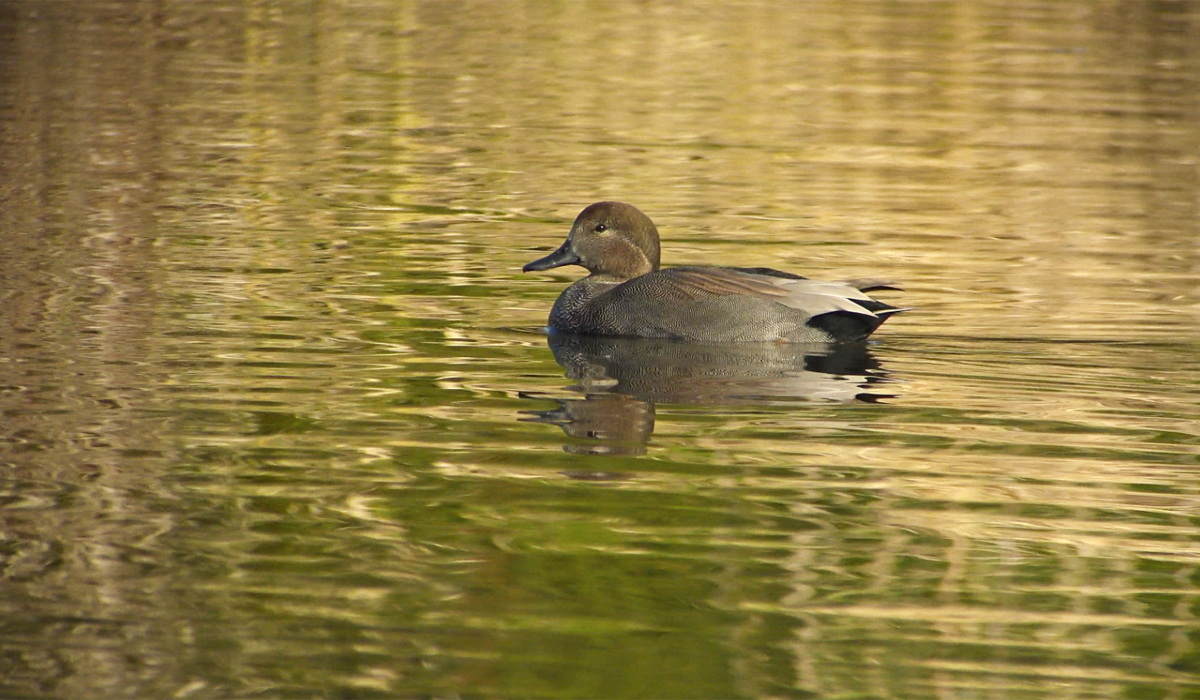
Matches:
[523,202,903,343]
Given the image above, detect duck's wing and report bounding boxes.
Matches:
[722,266,807,281]
[723,267,901,293]
[600,266,902,342]
[841,277,903,293]
[657,266,894,319]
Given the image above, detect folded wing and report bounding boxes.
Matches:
[607,266,902,342]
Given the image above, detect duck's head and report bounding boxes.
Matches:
[523,202,661,280]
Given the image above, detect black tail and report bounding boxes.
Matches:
[808,306,904,342]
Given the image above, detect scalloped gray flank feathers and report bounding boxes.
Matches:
[523,202,903,343]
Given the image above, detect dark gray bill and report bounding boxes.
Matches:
[523,240,580,272]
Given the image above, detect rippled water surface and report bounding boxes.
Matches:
[2,1,1199,698]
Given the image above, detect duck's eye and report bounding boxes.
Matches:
[593,223,607,233]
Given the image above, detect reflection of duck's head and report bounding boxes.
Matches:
[523,202,904,343]
[523,201,660,281]
[520,391,654,456]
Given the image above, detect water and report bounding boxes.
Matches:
[1,1,1199,698]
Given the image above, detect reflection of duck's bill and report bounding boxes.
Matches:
[855,391,897,404]
[523,240,580,272]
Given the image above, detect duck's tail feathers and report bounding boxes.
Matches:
[808,305,910,342]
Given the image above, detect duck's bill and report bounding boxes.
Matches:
[523,241,580,272]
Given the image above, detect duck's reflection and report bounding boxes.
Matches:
[521,334,894,456]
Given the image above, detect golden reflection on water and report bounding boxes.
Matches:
[1,1,1199,698]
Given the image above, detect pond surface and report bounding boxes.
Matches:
[2,1,1199,698]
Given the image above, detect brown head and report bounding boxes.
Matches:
[523,202,661,280]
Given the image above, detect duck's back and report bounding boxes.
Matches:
[548,266,900,343]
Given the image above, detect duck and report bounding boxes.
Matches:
[523,202,903,343]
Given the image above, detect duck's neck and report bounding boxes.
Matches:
[548,276,620,331]
[560,275,619,306]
